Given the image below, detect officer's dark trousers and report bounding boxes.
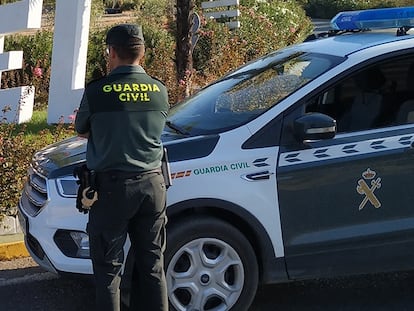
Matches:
[87,170,168,311]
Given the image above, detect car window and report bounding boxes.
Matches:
[216,66,305,113]
[306,55,414,133]
[167,52,343,136]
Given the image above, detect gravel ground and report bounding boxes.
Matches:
[0,257,42,282]
[0,256,38,271]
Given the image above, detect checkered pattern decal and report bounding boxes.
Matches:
[279,134,414,167]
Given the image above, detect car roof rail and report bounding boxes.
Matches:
[304,29,363,42]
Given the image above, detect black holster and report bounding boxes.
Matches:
[161,148,172,189]
[73,164,97,214]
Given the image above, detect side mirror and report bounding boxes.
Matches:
[294,113,336,142]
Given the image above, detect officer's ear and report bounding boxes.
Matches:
[107,46,115,58]
[137,45,145,62]
[107,45,121,60]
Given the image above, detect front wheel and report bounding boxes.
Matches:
[166,216,259,311]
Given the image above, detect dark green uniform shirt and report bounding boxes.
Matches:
[75,65,169,172]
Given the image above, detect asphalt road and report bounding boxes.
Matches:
[2,257,414,310]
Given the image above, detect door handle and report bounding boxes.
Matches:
[241,171,274,181]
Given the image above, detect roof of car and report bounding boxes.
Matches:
[290,6,414,58]
[296,30,414,58]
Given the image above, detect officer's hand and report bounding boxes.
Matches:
[77,206,89,214]
[76,191,89,214]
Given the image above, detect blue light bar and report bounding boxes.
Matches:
[331,6,414,30]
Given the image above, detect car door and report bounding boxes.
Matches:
[277,54,414,279]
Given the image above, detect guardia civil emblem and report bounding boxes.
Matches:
[356,168,381,210]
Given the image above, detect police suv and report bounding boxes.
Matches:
[18,7,414,311]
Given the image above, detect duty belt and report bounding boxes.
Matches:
[96,168,162,181]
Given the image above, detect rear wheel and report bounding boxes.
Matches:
[166,216,259,311]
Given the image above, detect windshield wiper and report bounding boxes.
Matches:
[165,121,190,136]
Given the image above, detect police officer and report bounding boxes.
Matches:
[75,24,169,311]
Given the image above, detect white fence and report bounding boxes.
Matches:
[202,0,240,30]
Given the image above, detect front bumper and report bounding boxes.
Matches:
[18,177,93,275]
[18,203,57,274]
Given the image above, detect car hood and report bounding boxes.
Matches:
[32,136,87,178]
[32,133,220,179]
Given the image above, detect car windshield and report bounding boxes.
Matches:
[166,50,344,136]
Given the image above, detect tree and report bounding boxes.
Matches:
[175,0,195,98]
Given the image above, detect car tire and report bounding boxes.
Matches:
[166,215,259,311]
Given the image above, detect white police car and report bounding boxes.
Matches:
[18,7,414,311]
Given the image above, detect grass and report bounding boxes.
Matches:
[23,110,55,136]
[7,109,76,144]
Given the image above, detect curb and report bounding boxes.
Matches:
[0,239,29,261]
[0,216,30,261]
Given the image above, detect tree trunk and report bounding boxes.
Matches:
[175,0,194,99]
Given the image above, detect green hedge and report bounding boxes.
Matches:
[0,112,75,217]
[3,31,54,109]
[304,0,414,19]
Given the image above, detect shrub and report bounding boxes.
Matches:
[140,22,178,102]
[0,110,75,216]
[304,0,414,19]
[0,123,30,217]
[2,31,53,109]
[83,21,179,102]
[191,0,313,90]
[86,29,109,82]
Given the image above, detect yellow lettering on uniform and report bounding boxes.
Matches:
[119,93,126,101]
[152,84,160,92]
[123,84,132,92]
[103,85,112,92]
[132,84,139,92]
[140,84,149,92]
[114,84,122,92]
[131,93,139,101]
[141,93,150,101]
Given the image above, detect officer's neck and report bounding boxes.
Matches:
[109,58,141,71]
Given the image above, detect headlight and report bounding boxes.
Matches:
[54,230,90,258]
[56,176,78,197]
[70,231,90,258]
